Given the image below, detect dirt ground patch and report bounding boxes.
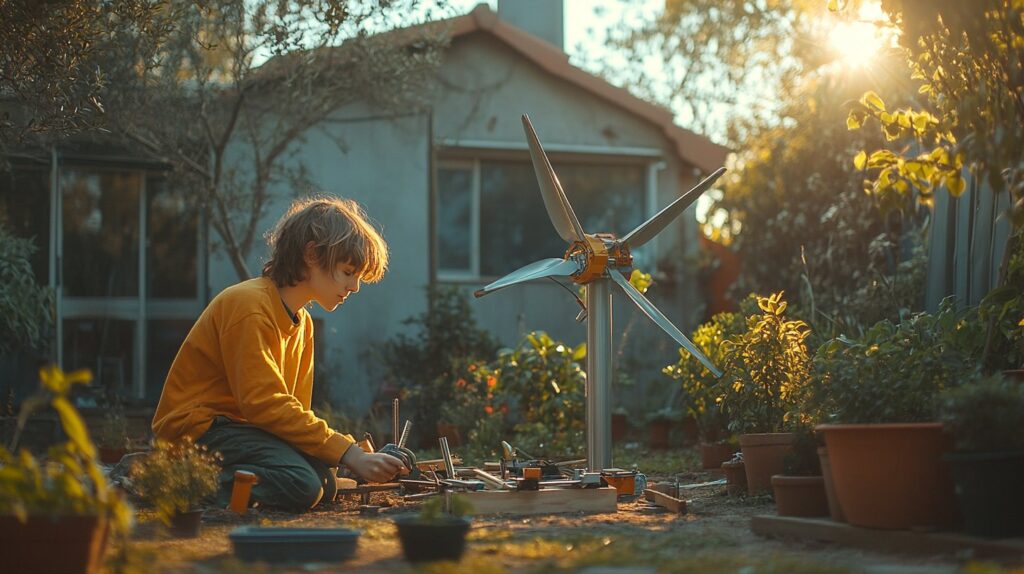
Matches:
[108,462,1006,574]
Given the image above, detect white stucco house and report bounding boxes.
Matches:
[0,2,728,414]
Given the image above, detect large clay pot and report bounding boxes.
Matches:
[771,475,829,517]
[700,442,735,470]
[739,433,794,495]
[817,446,845,522]
[0,515,108,574]
[817,423,956,530]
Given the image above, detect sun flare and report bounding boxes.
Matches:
[828,2,894,68]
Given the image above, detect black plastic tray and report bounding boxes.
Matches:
[229,526,359,563]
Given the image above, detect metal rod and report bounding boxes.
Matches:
[439,437,456,479]
[586,277,613,472]
[398,420,412,449]
[392,399,400,445]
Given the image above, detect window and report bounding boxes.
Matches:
[0,166,50,283]
[437,158,647,279]
[147,175,199,299]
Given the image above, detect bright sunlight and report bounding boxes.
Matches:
[828,2,894,67]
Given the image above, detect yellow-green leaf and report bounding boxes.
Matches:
[827,0,839,12]
[853,150,867,170]
[860,91,885,111]
[572,342,586,361]
[846,111,861,130]
[52,397,96,460]
[946,173,966,196]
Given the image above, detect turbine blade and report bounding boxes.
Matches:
[609,271,722,377]
[522,115,587,243]
[622,167,726,249]
[474,258,581,298]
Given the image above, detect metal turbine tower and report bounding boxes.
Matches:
[474,115,725,472]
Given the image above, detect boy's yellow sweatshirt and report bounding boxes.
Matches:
[152,277,353,465]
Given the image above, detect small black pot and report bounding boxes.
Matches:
[169,509,204,538]
[944,450,1024,538]
[394,516,470,562]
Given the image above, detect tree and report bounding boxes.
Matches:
[96,0,450,280]
[598,0,830,147]
[0,0,173,146]
[840,0,1024,365]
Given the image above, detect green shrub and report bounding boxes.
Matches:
[939,373,1024,452]
[0,225,53,355]
[129,440,220,525]
[491,331,587,458]
[377,286,498,446]
[810,298,984,424]
[0,366,132,533]
[718,292,812,434]
[663,308,746,441]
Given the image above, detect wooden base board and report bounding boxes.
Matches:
[448,487,618,516]
[751,515,1024,560]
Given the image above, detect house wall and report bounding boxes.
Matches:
[205,31,711,416]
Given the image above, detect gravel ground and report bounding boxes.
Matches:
[107,466,1011,574]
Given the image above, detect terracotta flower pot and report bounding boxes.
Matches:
[739,433,794,495]
[817,446,845,522]
[0,515,108,574]
[721,459,747,496]
[771,475,829,517]
[817,423,956,530]
[648,420,672,450]
[700,442,735,470]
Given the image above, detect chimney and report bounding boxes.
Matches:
[497,0,564,51]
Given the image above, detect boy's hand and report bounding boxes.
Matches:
[341,445,405,483]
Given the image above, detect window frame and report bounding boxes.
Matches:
[435,149,661,283]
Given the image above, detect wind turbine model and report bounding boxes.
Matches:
[475,115,726,472]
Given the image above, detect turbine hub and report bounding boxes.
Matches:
[567,233,633,284]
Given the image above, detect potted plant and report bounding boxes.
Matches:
[645,407,680,450]
[129,439,220,538]
[719,292,810,494]
[94,403,131,464]
[771,427,828,517]
[664,308,745,469]
[0,366,132,574]
[394,494,473,562]
[811,298,983,530]
[939,373,1024,538]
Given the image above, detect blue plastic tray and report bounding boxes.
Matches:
[229,526,359,563]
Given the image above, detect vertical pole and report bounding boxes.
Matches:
[586,277,613,472]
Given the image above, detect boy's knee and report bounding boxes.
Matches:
[291,468,325,510]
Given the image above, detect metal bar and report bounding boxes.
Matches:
[398,420,412,449]
[586,277,613,472]
[392,399,400,445]
[439,436,456,479]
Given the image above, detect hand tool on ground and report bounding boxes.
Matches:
[392,398,400,445]
[377,443,420,480]
[397,420,412,449]
[439,436,456,479]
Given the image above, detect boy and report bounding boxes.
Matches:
[151,196,404,511]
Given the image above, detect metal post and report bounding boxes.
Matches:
[586,277,613,472]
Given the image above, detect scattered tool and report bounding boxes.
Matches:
[644,488,687,514]
[397,420,412,449]
[392,398,400,445]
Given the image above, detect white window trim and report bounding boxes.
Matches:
[436,152,663,283]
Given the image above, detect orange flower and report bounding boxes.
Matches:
[486,376,497,389]
[468,363,477,372]
[484,405,494,414]
[455,378,467,388]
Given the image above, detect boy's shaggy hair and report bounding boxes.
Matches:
[262,196,388,287]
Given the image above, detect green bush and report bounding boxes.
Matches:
[718,292,812,434]
[663,308,746,441]
[491,331,587,458]
[939,373,1024,452]
[377,286,498,447]
[810,298,984,424]
[0,225,53,355]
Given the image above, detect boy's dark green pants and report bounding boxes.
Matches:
[197,416,338,512]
